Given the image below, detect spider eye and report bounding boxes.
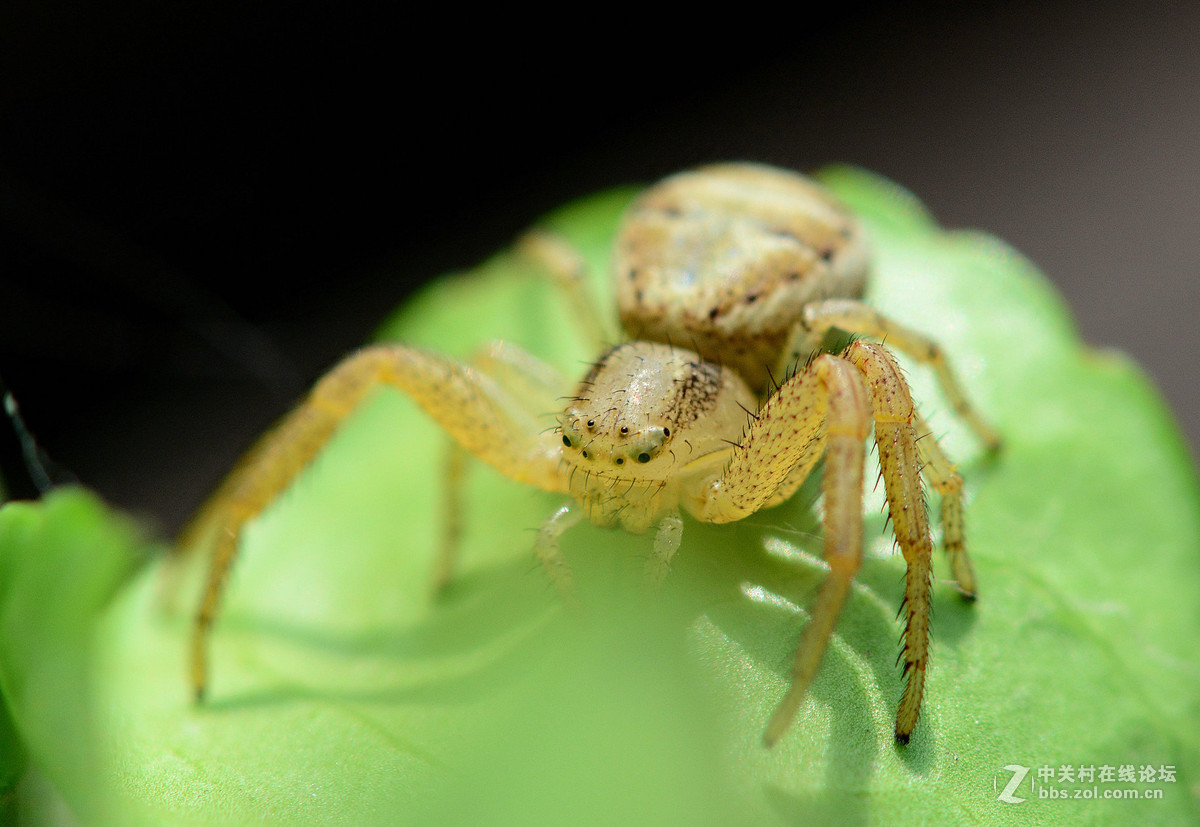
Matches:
[637,452,651,464]
[586,419,595,428]
[619,425,629,434]
[615,457,624,465]
[582,450,590,459]
[662,427,670,437]
[562,435,572,447]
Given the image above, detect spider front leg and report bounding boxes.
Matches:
[185,344,568,701]
[517,229,619,350]
[694,350,872,745]
[435,340,570,594]
[696,341,939,744]
[782,298,1002,452]
[841,341,934,743]
[913,409,976,598]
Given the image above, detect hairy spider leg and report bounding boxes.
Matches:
[696,341,936,744]
[433,232,615,593]
[912,410,975,598]
[841,341,933,744]
[517,228,619,349]
[781,298,1002,452]
[186,344,568,701]
[435,340,569,593]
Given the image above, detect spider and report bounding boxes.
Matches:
[186,163,999,745]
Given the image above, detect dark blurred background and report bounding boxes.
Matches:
[1,2,1197,532]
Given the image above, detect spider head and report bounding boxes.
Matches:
[555,341,706,480]
[559,414,673,474]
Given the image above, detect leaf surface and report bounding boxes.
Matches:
[1,169,1197,825]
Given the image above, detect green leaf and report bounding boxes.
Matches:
[0,674,20,822]
[0,491,147,823]
[0,491,23,823]
[2,168,1198,824]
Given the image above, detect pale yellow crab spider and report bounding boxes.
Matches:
[186,163,999,745]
